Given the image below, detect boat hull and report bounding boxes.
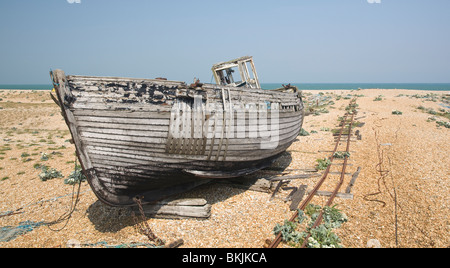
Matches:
[51,70,304,206]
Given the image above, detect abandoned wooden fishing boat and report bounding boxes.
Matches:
[50,56,304,207]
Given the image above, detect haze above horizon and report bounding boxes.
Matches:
[0,0,449,84]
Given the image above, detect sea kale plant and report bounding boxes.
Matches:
[315,158,331,170]
[333,151,351,159]
[39,165,63,181]
[273,204,348,248]
[64,164,87,185]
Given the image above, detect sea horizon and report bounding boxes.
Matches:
[261,83,450,91]
[1,83,450,91]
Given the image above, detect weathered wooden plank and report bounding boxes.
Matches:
[270,180,287,200]
[73,109,171,118]
[88,156,174,171]
[77,121,170,132]
[72,88,295,102]
[75,110,303,131]
[163,239,184,248]
[68,76,301,109]
[80,127,168,138]
[79,124,299,148]
[83,136,293,155]
[75,115,170,126]
[87,145,207,162]
[94,167,163,181]
[72,101,174,111]
[345,167,361,193]
[290,185,307,211]
[135,202,211,219]
[269,173,321,181]
[87,143,289,163]
[75,111,301,135]
[155,198,207,206]
[80,131,167,144]
[52,69,94,172]
[68,74,186,84]
[82,130,296,155]
[307,190,354,200]
[95,176,129,190]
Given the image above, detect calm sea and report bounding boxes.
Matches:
[0,83,449,91]
[261,83,450,91]
[0,84,53,90]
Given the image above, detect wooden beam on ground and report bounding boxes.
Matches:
[262,167,318,173]
[346,167,361,193]
[307,190,354,200]
[270,180,286,201]
[134,198,211,219]
[289,185,307,211]
[163,239,184,248]
[269,173,321,181]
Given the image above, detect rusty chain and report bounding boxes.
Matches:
[131,196,165,246]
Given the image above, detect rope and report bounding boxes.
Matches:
[45,180,83,232]
[49,69,60,87]
[0,157,88,233]
[0,221,46,242]
[45,158,84,232]
[78,241,160,248]
[0,189,91,219]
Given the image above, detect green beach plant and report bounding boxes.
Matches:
[315,158,331,170]
[64,164,87,185]
[273,204,348,248]
[373,95,383,101]
[38,165,63,181]
[436,120,450,128]
[299,128,310,136]
[40,152,49,161]
[333,151,351,159]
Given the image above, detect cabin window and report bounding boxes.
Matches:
[245,61,255,80]
[212,57,261,89]
[217,67,242,86]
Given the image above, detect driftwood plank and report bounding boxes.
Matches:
[270,180,286,200]
[307,190,354,200]
[134,198,211,219]
[163,239,184,248]
[290,185,307,211]
[269,173,321,181]
[152,198,207,206]
[346,167,362,193]
[263,167,318,173]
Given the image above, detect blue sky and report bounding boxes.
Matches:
[0,0,449,84]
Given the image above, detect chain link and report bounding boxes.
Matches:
[132,196,165,246]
